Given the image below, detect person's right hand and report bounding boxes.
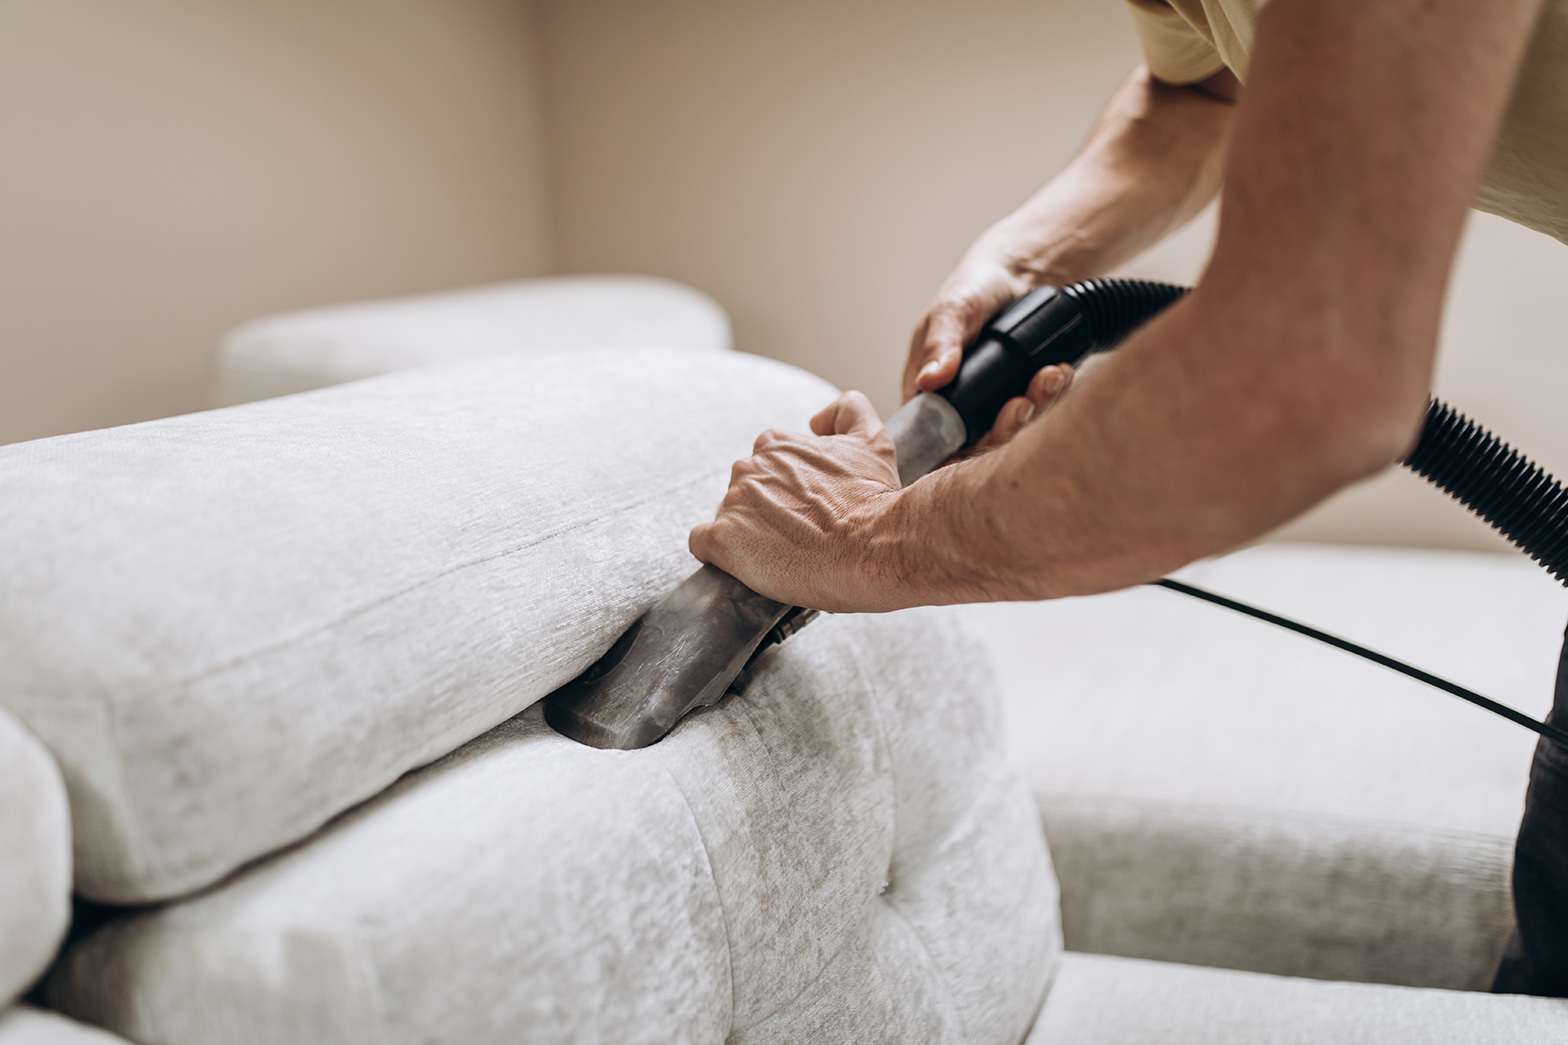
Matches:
[903,242,1077,451]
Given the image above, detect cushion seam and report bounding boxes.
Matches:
[163,468,718,689]
[844,620,973,1044]
[659,764,738,1041]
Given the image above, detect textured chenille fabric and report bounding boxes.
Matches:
[1029,953,1568,1043]
[0,708,70,1008]
[0,349,834,902]
[973,543,1568,990]
[0,1007,132,1044]
[46,609,1061,1045]
[215,275,731,405]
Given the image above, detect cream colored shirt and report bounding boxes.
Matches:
[1124,0,1568,244]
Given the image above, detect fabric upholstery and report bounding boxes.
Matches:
[0,349,832,903]
[973,543,1568,989]
[215,275,731,405]
[1029,952,1568,1044]
[0,1007,131,1044]
[47,609,1060,1045]
[0,708,70,1008]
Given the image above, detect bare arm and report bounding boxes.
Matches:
[906,64,1238,443]
[692,0,1544,612]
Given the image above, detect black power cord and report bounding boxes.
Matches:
[1153,577,1568,748]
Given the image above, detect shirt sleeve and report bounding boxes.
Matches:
[1122,0,1228,85]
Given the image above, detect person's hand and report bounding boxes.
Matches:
[904,238,1077,453]
[689,392,905,612]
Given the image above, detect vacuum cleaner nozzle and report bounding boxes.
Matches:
[544,279,1180,749]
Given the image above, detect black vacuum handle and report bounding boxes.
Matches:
[938,279,1189,446]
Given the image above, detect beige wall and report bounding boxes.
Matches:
[0,0,551,445]
[536,0,1568,554]
[8,0,1568,554]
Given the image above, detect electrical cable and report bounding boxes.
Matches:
[1152,576,1568,747]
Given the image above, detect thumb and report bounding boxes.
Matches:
[810,391,884,439]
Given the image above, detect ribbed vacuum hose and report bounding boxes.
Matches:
[1062,279,1568,589]
[1061,278,1189,349]
[1405,402,1568,585]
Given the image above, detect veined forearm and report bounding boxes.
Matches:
[977,65,1236,286]
[888,0,1545,605]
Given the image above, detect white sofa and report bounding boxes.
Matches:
[4,277,1568,1042]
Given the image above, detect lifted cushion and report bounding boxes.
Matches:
[0,349,829,902]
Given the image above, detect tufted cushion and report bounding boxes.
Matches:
[1029,952,1568,1043]
[0,708,70,1008]
[0,1007,132,1044]
[0,349,831,902]
[47,609,1060,1045]
[973,543,1568,989]
[214,275,732,405]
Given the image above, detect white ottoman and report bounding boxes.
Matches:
[215,275,731,405]
[1030,952,1568,1043]
[976,542,1568,989]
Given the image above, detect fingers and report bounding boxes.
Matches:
[902,269,1027,403]
[688,520,716,564]
[971,396,1037,452]
[912,310,968,393]
[968,363,1077,452]
[902,300,983,402]
[1025,361,1074,410]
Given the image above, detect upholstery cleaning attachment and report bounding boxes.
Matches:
[544,280,1176,748]
[546,279,1568,750]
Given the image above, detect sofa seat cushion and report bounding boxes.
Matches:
[0,348,831,902]
[0,1007,132,1044]
[1029,952,1568,1044]
[973,543,1568,989]
[0,709,70,1007]
[215,275,731,405]
[47,609,1060,1045]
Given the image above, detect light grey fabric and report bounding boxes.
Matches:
[972,543,1568,989]
[0,349,832,903]
[1029,952,1568,1044]
[0,709,70,1008]
[0,1007,132,1044]
[47,609,1060,1045]
[215,275,731,405]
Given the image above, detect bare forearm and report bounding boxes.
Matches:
[979,65,1236,286]
[878,0,1545,605]
[907,65,1235,399]
[692,0,1546,615]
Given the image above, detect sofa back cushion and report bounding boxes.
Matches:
[0,349,830,902]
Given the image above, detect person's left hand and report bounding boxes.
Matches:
[689,391,904,612]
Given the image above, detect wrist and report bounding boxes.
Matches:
[864,456,1017,608]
